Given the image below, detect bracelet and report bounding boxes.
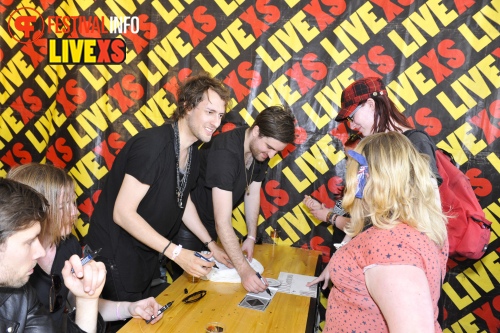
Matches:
[331,214,339,228]
[326,211,333,223]
[204,239,215,247]
[172,244,182,260]
[116,302,125,321]
[247,235,256,243]
[162,241,172,256]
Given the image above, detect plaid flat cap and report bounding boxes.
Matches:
[335,77,387,121]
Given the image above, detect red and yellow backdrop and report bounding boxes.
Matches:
[0,0,498,331]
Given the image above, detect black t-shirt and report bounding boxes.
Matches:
[403,129,442,185]
[29,235,81,330]
[86,124,199,292]
[191,127,267,226]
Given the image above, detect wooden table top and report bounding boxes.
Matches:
[118,244,321,333]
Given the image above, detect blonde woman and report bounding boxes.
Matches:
[308,132,448,332]
[8,163,163,330]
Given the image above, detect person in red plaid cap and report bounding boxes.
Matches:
[335,77,441,184]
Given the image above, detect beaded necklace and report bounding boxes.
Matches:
[173,121,192,209]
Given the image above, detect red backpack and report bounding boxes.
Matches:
[405,130,492,259]
[435,149,491,259]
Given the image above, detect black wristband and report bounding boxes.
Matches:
[204,239,215,247]
[162,241,172,256]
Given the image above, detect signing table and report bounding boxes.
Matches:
[118,244,321,333]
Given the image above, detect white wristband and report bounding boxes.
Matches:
[172,244,182,260]
[247,235,256,243]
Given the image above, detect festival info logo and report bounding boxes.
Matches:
[8,7,128,64]
[8,7,44,44]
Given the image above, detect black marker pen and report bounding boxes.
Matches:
[146,301,174,324]
[195,252,219,269]
[71,248,102,273]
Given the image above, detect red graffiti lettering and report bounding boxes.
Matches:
[280,143,296,159]
[467,169,492,197]
[46,137,73,168]
[0,143,32,167]
[256,0,280,23]
[78,190,101,218]
[311,184,335,207]
[294,126,307,144]
[179,14,206,47]
[302,53,327,80]
[193,6,216,32]
[437,39,465,69]
[321,0,347,16]
[260,188,279,219]
[419,49,453,84]
[240,5,270,38]
[21,38,46,68]
[10,89,42,124]
[327,176,344,196]
[285,62,316,95]
[414,108,442,136]
[469,105,500,145]
[473,301,500,333]
[163,68,193,100]
[453,0,475,14]
[369,0,405,22]
[303,0,335,31]
[56,79,86,117]
[224,70,250,102]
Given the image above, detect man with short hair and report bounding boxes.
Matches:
[86,72,232,304]
[175,105,296,292]
[0,178,106,333]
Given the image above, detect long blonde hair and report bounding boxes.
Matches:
[342,132,447,246]
[7,163,76,248]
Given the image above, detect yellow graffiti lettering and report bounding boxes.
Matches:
[436,123,487,165]
[486,152,500,174]
[0,107,24,149]
[69,151,108,196]
[214,0,244,16]
[79,66,112,91]
[25,103,66,153]
[151,0,184,24]
[442,313,484,333]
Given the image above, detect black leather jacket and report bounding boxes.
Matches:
[0,284,105,333]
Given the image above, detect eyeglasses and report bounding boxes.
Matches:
[49,274,64,313]
[347,104,362,122]
[182,290,207,303]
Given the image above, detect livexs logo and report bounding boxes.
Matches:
[47,38,126,64]
[8,7,135,64]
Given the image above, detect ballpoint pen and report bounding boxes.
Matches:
[71,248,102,273]
[194,252,219,269]
[145,301,174,324]
[256,272,272,296]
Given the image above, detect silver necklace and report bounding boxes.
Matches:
[244,158,255,196]
[173,121,192,209]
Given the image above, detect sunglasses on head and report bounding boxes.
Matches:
[347,104,362,122]
[50,274,64,313]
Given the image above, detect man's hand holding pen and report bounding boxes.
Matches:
[173,248,215,277]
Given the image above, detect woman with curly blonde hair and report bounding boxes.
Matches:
[309,132,448,333]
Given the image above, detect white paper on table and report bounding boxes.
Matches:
[201,257,264,283]
[277,272,318,298]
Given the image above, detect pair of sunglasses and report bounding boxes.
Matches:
[49,274,64,313]
[182,290,207,303]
